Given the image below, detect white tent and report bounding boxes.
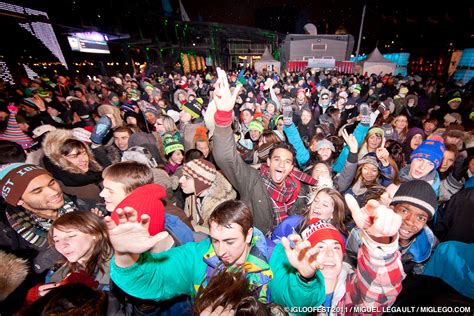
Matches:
[254,47,281,74]
[362,47,396,75]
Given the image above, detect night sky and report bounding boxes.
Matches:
[8,0,474,58]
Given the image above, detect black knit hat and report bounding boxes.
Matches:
[390,180,437,219]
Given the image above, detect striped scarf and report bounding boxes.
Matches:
[260,165,316,224]
[5,196,78,248]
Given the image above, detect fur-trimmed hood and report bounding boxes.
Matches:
[184,171,237,233]
[0,251,29,301]
[173,89,188,108]
[42,129,102,174]
[202,171,237,212]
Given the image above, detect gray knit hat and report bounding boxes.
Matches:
[390,180,437,219]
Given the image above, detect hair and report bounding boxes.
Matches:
[193,270,286,316]
[48,212,112,275]
[327,107,341,130]
[102,161,153,194]
[268,142,296,164]
[301,188,349,236]
[444,143,459,157]
[385,139,406,169]
[185,148,204,162]
[0,140,26,164]
[208,200,253,236]
[113,126,133,136]
[60,138,88,156]
[60,138,101,172]
[18,283,108,316]
[363,185,388,205]
[355,163,380,186]
[359,128,384,156]
[392,115,409,140]
[158,114,178,133]
[260,130,282,145]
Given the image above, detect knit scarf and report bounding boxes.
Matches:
[5,196,78,248]
[260,164,316,224]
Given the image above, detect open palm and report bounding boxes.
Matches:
[281,234,321,279]
[105,207,169,254]
[213,67,240,112]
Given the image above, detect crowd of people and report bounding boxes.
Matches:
[0,65,473,315]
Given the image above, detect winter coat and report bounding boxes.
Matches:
[283,123,310,168]
[183,172,237,234]
[212,125,310,235]
[433,188,474,244]
[423,241,474,299]
[110,228,326,310]
[173,89,187,109]
[42,129,108,201]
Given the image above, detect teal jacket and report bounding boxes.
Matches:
[110,229,325,310]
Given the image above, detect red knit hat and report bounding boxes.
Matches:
[301,218,345,253]
[111,184,166,235]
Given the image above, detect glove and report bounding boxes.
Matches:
[283,105,293,126]
[359,103,371,125]
[452,156,466,181]
[90,115,112,144]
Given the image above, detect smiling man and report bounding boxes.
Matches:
[345,180,438,275]
[0,163,80,274]
[211,68,316,234]
[108,200,326,310]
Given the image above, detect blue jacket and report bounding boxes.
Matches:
[423,241,474,299]
[333,123,370,173]
[283,123,310,168]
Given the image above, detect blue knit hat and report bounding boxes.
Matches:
[410,140,446,169]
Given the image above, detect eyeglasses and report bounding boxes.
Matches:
[321,97,329,100]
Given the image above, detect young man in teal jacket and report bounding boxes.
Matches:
[107,198,326,311]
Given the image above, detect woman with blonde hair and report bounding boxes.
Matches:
[391,115,409,143]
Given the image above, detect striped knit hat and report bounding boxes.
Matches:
[0,106,36,149]
[183,159,216,196]
[390,180,437,219]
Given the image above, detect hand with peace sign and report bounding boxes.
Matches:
[341,128,359,154]
[213,67,241,112]
[375,138,390,167]
[281,234,322,279]
[345,194,401,243]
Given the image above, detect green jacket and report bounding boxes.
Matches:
[110,231,325,310]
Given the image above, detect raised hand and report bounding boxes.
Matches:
[281,234,321,279]
[263,78,274,90]
[341,128,358,154]
[376,138,389,166]
[105,207,169,254]
[213,67,240,112]
[345,194,401,239]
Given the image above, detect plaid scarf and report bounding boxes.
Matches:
[5,196,78,248]
[260,165,316,224]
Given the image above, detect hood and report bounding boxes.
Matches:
[0,251,29,301]
[42,129,102,174]
[202,172,237,212]
[173,89,188,107]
